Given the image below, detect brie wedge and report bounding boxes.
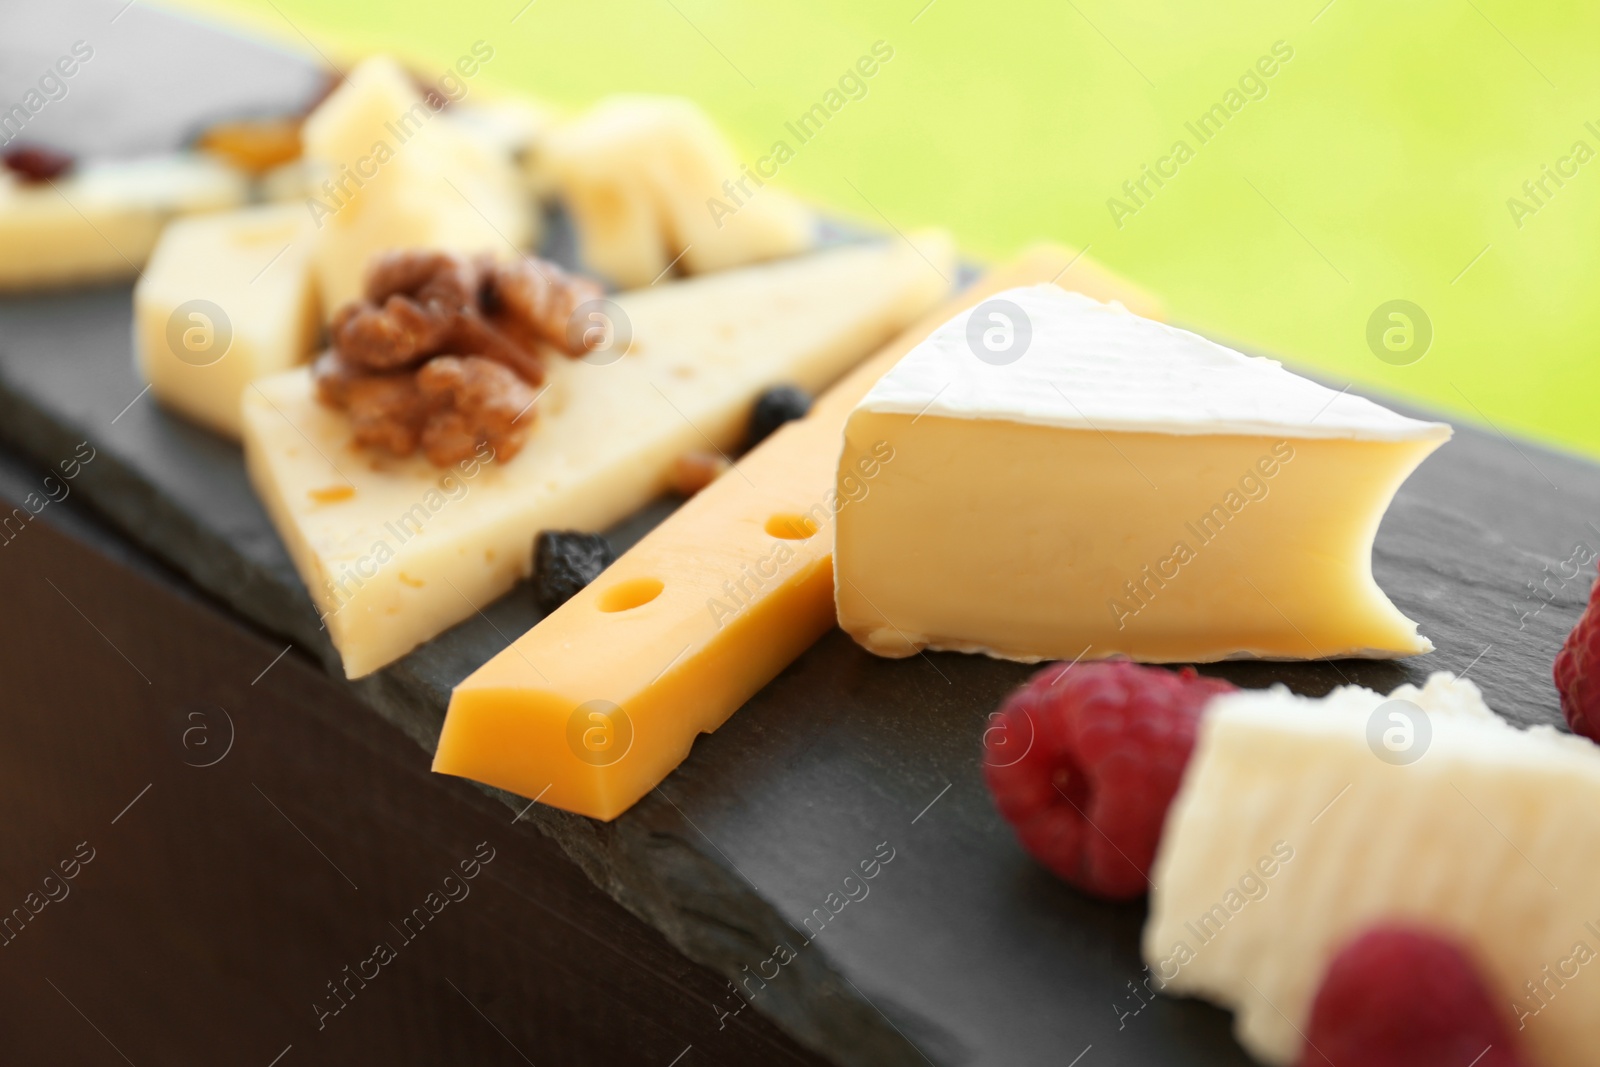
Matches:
[134,204,320,438]
[0,154,248,291]
[243,236,952,678]
[1145,674,1600,1067]
[834,285,1451,663]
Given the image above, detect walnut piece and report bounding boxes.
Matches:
[484,256,605,355]
[416,356,537,466]
[316,250,593,467]
[668,450,729,496]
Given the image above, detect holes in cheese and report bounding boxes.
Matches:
[764,513,819,540]
[432,245,1165,820]
[596,577,664,613]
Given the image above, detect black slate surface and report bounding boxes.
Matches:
[3,5,1598,1066]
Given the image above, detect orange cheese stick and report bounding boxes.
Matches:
[432,246,1163,819]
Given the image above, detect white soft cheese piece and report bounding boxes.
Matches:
[1145,674,1600,1067]
[301,56,534,312]
[0,154,249,290]
[834,285,1452,664]
[134,204,321,439]
[243,236,952,678]
[859,285,1445,439]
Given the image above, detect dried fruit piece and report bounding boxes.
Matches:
[2,145,74,184]
[982,661,1235,900]
[1300,925,1527,1067]
[532,531,616,614]
[416,355,537,466]
[1556,567,1600,743]
[747,385,812,448]
[196,117,303,174]
[668,450,729,496]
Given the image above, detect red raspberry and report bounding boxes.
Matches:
[1555,568,1600,742]
[981,661,1234,900]
[1300,925,1527,1067]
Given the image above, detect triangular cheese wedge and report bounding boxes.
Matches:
[834,284,1452,663]
[243,236,953,678]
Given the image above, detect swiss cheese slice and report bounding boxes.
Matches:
[834,285,1452,664]
[243,237,953,678]
[1145,675,1600,1067]
[135,204,321,438]
[432,247,1163,819]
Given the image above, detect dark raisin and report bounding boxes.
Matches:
[747,385,812,449]
[532,531,615,613]
[3,145,74,184]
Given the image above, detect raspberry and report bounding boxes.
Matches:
[1555,567,1600,742]
[981,661,1234,900]
[1300,925,1527,1067]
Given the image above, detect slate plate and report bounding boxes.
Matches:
[1,4,1595,1065]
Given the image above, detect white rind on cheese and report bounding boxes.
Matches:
[1145,673,1600,1067]
[858,285,1450,443]
[244,236,952,678]
[0,154,249,290]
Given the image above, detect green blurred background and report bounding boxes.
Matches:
[176,0,1596,459]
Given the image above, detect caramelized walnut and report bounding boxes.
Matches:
[316,250,591,467]
[483,257,605,355]
[416,356,537,466]
[314,352,429,456]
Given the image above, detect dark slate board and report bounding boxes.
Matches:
[2,4,1596,1065]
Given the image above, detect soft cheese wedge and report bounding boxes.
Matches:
[301,56,534,311]
[0,154,248,291]
[834,285,1451,664]
[1145,674,1600,1067]
[243,237,954,678]
[433,247,1163,819]
[134,204,320,438]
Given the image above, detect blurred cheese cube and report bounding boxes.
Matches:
[449,97,559,188]
[134,203,320,438]
[546,96,813,289]
[0,154,248,291]
[301,56,533,311]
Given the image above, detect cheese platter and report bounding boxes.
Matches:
[0,4,1595,1065]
